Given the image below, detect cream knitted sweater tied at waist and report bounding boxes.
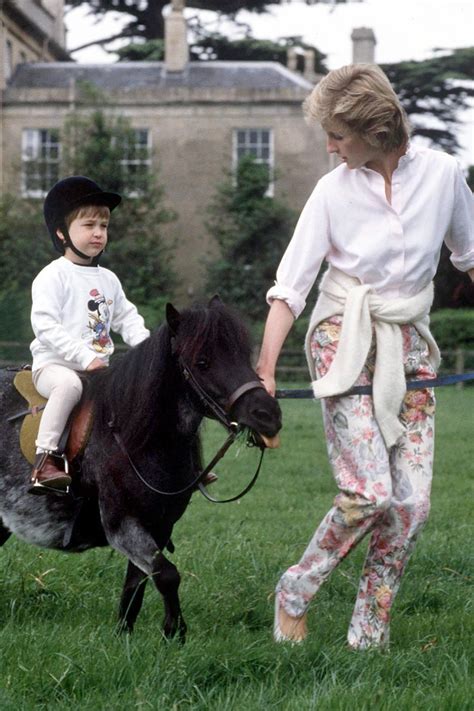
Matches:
[304,267,441,449]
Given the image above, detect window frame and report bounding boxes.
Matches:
[21,128,61,198]
[118,128,152,197]
[232,128,275,196]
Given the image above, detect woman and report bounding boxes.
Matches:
[257,64,473,649]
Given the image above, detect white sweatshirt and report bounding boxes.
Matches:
[305,266,440,449]
[30,257,150,372]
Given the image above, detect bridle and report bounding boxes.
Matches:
[109,352,268,504]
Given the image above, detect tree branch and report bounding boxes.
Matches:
[70,30,134,53]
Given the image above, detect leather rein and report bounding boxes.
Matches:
[109,354,266,504]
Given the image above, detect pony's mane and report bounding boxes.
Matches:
[85,301,252,451]
[175,301,252,365]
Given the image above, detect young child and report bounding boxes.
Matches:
[29,176,150,494]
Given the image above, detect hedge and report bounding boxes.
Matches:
[429,309,474,350]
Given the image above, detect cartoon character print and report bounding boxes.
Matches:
[88,288,113,354]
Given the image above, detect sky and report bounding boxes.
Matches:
[64,0,473,165]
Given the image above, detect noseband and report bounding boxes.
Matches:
[179,356,265,432]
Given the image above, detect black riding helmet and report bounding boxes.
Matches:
[43,176,121,262]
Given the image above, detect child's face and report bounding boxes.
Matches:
[57,207,110,264]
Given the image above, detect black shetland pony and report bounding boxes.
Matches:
[0,298,281,640]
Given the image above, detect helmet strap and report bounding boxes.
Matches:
[59,223,103,265]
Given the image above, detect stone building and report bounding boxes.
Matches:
[1,1,374,298]
[1,0,68,89]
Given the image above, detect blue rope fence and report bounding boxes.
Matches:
[276,372,474,399]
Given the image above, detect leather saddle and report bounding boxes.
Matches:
[12,370,93,466]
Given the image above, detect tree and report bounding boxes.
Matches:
[0,92,177,341]
[466,166,474,190]
[61,92,177,318]
[66,0,356,55]
[204,155,297,324]
[382,47,474,154]
[117,33,327,73]
[383,49,474,309]
[0,197,51,342]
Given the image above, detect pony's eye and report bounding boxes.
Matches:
[196,357,210,371]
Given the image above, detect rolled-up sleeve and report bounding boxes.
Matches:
[266,183,330,318]
[447,165,474,272]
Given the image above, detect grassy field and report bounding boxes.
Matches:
[0,388,472,710]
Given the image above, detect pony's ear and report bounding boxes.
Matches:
[208,294,223,308]
[166,303,181,334]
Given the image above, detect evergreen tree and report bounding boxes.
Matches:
[117,34,327,73]
[60,93,177,319]
[382,47,474,154]
[0,95,176,342]
[204,155,297,324]
[66,1,356,55]
[0,196,51,343]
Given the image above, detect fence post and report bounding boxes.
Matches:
[455,347,465,390]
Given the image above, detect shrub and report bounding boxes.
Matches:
[430,309,474,350]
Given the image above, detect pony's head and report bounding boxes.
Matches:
[166,296,282,442]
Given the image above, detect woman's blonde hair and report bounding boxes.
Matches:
[303,64,410,152]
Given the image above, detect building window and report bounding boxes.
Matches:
[119,129,151,195]
[233,128,274,195]
[5,39,13,80]
[21,129,61,197]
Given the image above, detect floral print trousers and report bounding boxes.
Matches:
[277,317,436,649]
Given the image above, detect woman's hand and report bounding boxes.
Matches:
[86,357,107,371]
[256,368,277,398]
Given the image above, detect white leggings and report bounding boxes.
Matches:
[33,364,83,453]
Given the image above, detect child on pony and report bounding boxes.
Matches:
[29,176,150,494]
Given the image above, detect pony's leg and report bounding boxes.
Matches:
[118,560,149,633]
[151,550,187,642]
[100,512,186,641]
[0,520,11,547]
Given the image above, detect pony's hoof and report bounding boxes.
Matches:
[273,595,308,644]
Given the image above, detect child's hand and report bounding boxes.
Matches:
[86,358,107,371]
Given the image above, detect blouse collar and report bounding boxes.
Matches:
[359,142,416,175]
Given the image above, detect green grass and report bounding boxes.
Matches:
[0,388,472,710]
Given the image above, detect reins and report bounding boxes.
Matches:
[108,353,267,503]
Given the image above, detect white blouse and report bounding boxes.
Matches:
[267,144,474,318]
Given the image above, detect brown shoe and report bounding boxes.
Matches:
[29,453,71,495]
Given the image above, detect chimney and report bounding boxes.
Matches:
[287,47,316,82]
[303,49,315,81]
[165,0,188,73]
[351,27,376,64]
[287,48,298,72]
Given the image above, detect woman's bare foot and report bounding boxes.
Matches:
[274,596,308,643]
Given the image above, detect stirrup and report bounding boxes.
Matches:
[29,451,71,496]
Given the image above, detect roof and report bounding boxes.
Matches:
[8,60,313,93]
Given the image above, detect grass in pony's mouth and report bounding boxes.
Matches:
[241,428,281,450]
